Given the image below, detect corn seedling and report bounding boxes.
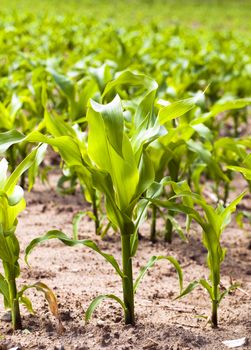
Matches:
[0,149,59,330]
[1,72,199,325]
[152,185,246,327]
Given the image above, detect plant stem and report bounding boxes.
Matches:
[121,232,135,325]
[8,276,22,330]
[211,280,218,328]
[223,182,229,206]
[92,192,100,235]
[166,161,178,244]
[150,205,157,243]
[165,214,173,243]
[20,146,27,189]
[233,114,239,138]
[211,299,218,328]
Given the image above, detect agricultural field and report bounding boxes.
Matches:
[0,0,251,349]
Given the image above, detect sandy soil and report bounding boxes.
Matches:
[0,174,250,350]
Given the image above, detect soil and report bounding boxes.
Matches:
[0,173,250,350]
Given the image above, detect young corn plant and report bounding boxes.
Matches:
[152,185,246,327]
[2,72,192,325]
[0,149,59,330]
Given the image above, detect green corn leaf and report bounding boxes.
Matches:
[187,139,229,182]
[135,89,156,129]
[133,256,159,294]
[0,273,10,306]
[0,225,16,264]
[134,85,157,129]
[158,96,199,124]
[199,279,213,299]
[90,95,124,157]
[191,163,207,194]
[88,95,139,210]
[4,146,42,195]
[227,166,251,180]
[72,211,96,240]
[91,170,129,232]
[131,120,161,162]
[166,214,187,241]
[89,64,112,93]
[0,130,84,168]
[134,150,155,199]
[175,281,199,299]
[3,198,26,234]
[210,97,251,116]
[191,123,213,142]
[48,68,75,101]
[220,191,247,229]
[57,174,77,195]
[0,130,26,154]
[102,71,157,102]
[0,158,8,188]
[7,186,24,206]
[44,110,76,138]
[191,98,251,125]
[134,255,183,294]
[27,132,84,167]
[0,103,12,130]
[218,283,239,304]
[28,143,48,191]
[85,294,126,322]
[25,230,124,278]
[243,154,251,168]
[20,296,35,314]
[150,198,204,227]
[103,70,158,131]
[9,94,22,121]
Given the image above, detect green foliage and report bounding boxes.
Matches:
[1,72,200,325]
[152,186,246,327]
[0,152,59,330]
[0,4,250,329]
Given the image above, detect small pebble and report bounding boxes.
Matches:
[22,329,30,334]
[1,312,12,322]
